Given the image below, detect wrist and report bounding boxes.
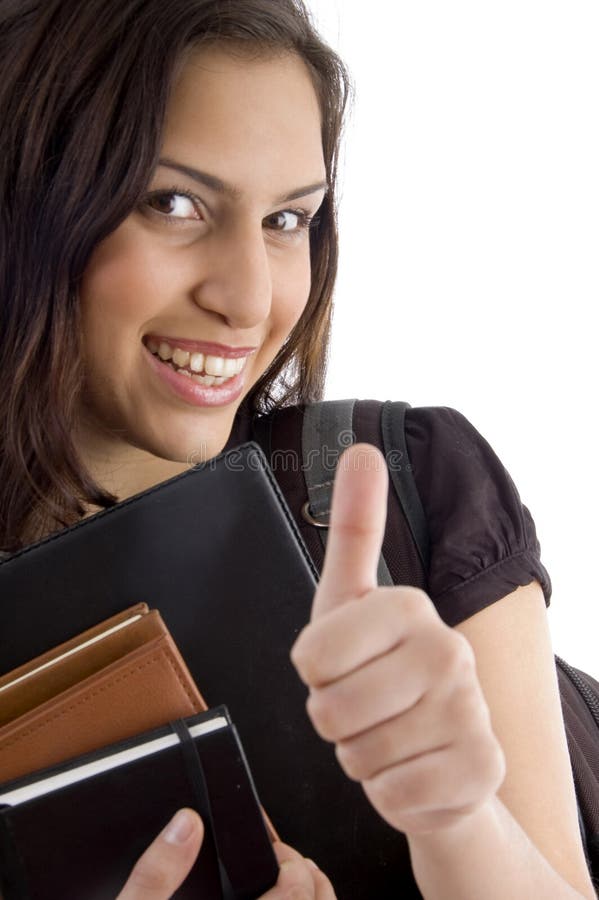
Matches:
[405,794,503,854]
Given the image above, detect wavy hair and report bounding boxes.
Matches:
[0,0,352,550]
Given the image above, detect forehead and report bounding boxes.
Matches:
[160,45,326,198]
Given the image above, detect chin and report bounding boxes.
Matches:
[133,425,230,467]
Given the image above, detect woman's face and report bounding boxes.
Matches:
[77,46,327,477]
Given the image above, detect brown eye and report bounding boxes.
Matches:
[267,210,299,231]
[265,209,315,235]
[143,190,201,223]
[150,195,177,214]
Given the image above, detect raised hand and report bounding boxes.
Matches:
[291,444,506,836]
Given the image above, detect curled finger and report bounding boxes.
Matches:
[262,842,336,898]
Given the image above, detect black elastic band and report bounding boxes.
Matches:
[170,719,234,899]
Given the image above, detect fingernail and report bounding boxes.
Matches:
[163,809,194,845]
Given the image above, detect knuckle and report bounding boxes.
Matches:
[333,518,378,540]
[488,740,507,789]
[290,629,320,685]
[366,773,394,812]
[448,681,484,729]
[401,769,428,808]
[335,740,365,781]
[395,587,431,621]
[376,722,400,767]
[454,800,483,817]
[439,632,475,681]
[467,733,506,790]
[305,691,337,740]
[371,767,422,812]
[289,627,308,664]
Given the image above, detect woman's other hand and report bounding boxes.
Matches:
[291,444,506,837]
[116,807,336,899]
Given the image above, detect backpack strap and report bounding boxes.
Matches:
[380,401,430,571]
[301,400,393,587]
[300,400,430,581]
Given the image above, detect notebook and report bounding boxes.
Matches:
[0,603,209,783]
[0,706,279,899]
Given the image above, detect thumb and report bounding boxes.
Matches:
[116,808,204,899]
[312,443,388,619]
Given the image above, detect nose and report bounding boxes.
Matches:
[191,219,272,330]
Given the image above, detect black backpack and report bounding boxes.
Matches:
[298,399,599,883]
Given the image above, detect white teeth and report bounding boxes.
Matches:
[189,352,205,373]
[204,355,224,377]
[148,338,248,381]
[221,357,240,378]
[172,348,190,368]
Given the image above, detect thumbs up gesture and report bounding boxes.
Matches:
[291,445,506,836]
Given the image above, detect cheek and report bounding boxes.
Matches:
[273,252,312,333]
[79,229,175,341]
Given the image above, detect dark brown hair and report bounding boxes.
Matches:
[0,0,352,551]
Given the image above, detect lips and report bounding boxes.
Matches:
[143,340,248,408]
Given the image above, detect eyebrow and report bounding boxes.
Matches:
[157,157,329,204]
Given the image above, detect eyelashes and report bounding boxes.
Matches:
[140,186,321,237]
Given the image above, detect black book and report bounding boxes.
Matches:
[0,707,278,899]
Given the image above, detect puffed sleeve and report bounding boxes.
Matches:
[405,406,552,627]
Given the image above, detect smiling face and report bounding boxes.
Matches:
[76,45,327,497]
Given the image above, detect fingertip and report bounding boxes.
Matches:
[273,842,325,874]
[116,809,204,898]
[162,808,203,847]
[272,840,305,865]
[337,443,387,478]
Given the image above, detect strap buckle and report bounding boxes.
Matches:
[300,501,329,528]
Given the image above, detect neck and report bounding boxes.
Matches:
[81,456,194,517]
[71,415,198,515]
[73,407,250,516]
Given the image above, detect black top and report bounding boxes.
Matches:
[403,404,551,622]
[230,400,552,627]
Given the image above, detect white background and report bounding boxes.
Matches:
[309,1,599,677]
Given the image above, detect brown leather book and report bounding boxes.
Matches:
[0,603,208,784]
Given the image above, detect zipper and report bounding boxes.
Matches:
[556,655,599,730]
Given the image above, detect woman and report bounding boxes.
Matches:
[0,0,595,898]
